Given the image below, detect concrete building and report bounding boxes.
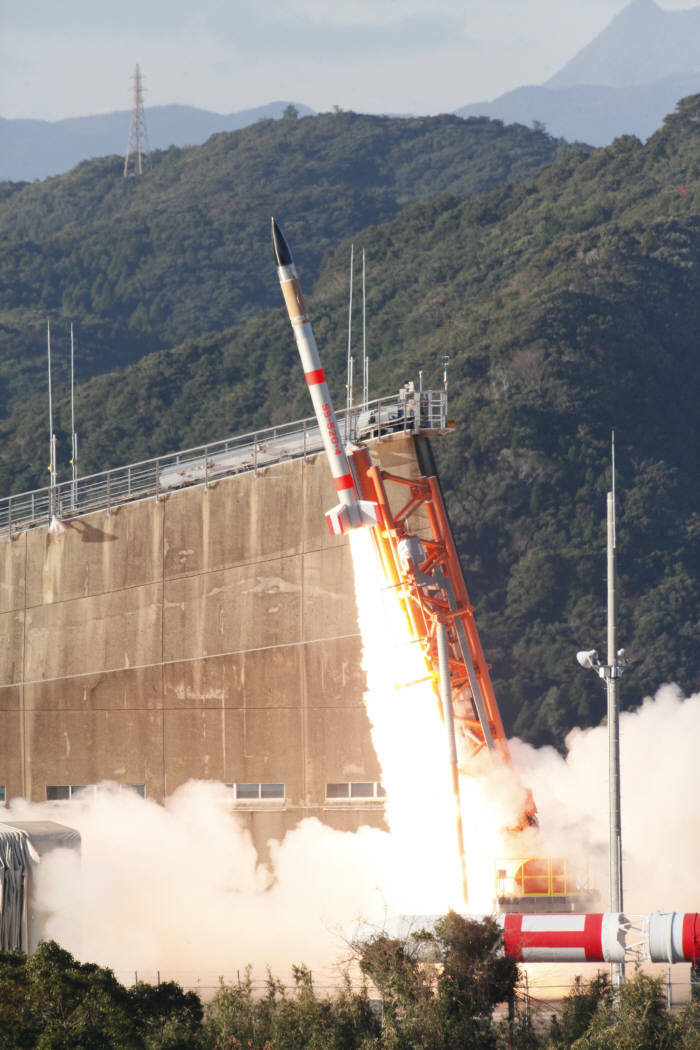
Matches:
[0,433,429,856]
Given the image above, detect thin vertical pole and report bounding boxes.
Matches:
[607,432,624,988]
[70,323,78,510]
[47,322,57,523]
[362,249,368,408]
[47,321,53,447]
[442,356,449,429]
[436,621,469,904]
[346,244,354,435]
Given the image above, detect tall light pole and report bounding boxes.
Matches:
[576,434,627,989]
[606,440,623,926]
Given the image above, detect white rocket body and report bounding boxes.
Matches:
[272,219,380,536]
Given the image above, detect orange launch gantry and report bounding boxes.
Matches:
[353,444,534,797]
[349,442,538,902]
[272,216,587,909]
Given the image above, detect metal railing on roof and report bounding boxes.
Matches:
[1,388,449,539]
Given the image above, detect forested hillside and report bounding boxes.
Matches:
[0,111,564,422]
[2,98,699,745]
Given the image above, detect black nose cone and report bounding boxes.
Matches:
[271,217,294,267]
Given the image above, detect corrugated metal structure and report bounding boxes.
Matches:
[0,820,80,950]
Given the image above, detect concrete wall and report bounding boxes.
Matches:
[0,436,427,850]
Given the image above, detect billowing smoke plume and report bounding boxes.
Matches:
[10,784,392,985]
[6,527,699,985]
[511,683,700,915]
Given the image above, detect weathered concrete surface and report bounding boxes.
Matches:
[0,532,27,613]
[25,583,163,681]
[26,501,164,606]
[0,444,419,842]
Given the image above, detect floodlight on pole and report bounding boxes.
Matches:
[576,650,599,670]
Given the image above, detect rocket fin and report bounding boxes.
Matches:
[325,500,381,536]
[357,499,382,527]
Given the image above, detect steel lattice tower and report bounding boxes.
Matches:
[124,64,149,176]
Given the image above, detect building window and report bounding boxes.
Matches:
[46,784,146,801]
[326,782,386,800]
[0,786,5,805]
[226,783,285,801]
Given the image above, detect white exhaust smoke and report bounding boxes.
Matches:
[5,527,699,985]
[510,682,700,914]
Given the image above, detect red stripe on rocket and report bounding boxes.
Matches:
[272,217,380,536]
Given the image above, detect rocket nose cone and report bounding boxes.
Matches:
[271,217,294,267]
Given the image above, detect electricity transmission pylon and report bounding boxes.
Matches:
[124,64,149,176]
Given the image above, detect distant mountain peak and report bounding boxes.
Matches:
[615,0,664,19]
[547,0,700,89]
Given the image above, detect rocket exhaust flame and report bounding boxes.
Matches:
[349,526,472,912]
[349,517,533,913]
[436,619,470,903]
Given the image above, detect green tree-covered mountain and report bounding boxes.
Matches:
[0,111,565,423]
[2,99,699,746]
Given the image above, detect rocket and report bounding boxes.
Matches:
[272,217,380,536]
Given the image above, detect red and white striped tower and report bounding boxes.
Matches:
[355,912,700,966]
[501,913,626,964]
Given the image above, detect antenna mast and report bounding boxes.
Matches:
[46,323,63,533]
[346,243,354,433]
[70,323,78,510]
[124,64,149,176]
[362,249,368,408]
[47,321,54,482]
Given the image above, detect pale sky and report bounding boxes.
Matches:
[1,0,698,121]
